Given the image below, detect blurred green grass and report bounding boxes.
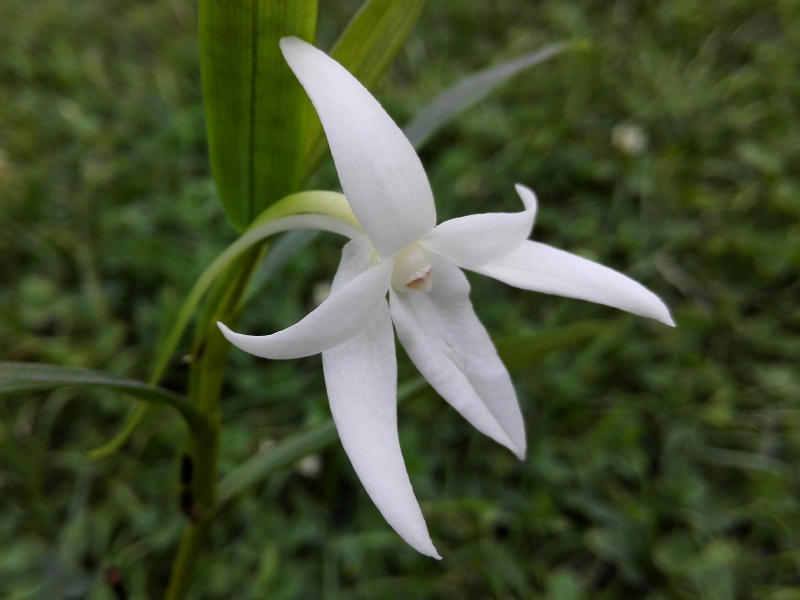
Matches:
[1,0,799,598]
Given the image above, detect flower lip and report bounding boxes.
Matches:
[390,243,434,293]
[405,265,433,292]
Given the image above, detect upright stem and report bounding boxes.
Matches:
[164,494,214,600]
[164,247,263,600]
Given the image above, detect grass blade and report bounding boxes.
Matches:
[240,229,320,308]
[496,320,611,372]
[217,422,337,507]
[404,42,574,149]
[0,362,207,431]
[90,191,353,458]
[151,191,352,387]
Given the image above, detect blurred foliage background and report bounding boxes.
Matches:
[1,0,799,598]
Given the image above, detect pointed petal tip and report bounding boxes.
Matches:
[406,529,440,558]
[502,435,526,460]
[649,301,676,328]
[629,294,676,328]
[513,183,538,211]
[415,540,441,560]
[494,432,527,462]
[217,321,242,348]
[496,422,526,461]
[278,36,302,52]
[513,182,533,195]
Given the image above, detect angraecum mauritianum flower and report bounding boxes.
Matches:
[219,37,674,558]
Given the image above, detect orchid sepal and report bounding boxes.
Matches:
[219,37,676,558]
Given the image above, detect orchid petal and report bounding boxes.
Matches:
[390,255,526,458]
[322,241,439,559]
[218,257,392,359]
[474,240,675,326]
[422,184,537,268]
[280,37,436,257]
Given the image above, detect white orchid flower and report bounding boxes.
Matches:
[218,37,674,559]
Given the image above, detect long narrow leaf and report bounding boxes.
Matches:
[303,0,426,176]
[152,191,353,387]
[201,0,318,230]
[496,320,611,372]
[240,229,319,308]
[90,404,148,459]
[0,362,207,431]
[217,422,337,506]
[90,191,354,458]
[404,42,573,149]
[217,377,428,507]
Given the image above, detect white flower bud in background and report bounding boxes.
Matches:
[612,122,649,156]
[258,438,276,453]
[295,454,323,479]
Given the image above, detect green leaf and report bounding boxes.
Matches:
[496,320,611,372]
[201,0,318,230]
[303,0,426,176]
[217,377,429,507]
[240,229,319,308]
[403,42,575,149]
[151,190,354,387]
[89,404,148,459]
[0,362,208,431]
[217,422,337,507]
[90,191,354,458]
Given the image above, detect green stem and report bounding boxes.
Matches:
[165,519,212,600]
[164,247,263,599]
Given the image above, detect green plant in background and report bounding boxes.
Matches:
[1,0,586,596]
[3,0,797,598]
[218,36,673,560]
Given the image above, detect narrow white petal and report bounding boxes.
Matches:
[421,184,538,269]
[474,241,675,326]
[280,37,436,257]
[218,256,392,359]
[390,255,526,458]
[322,241,439,558]
[329,238,376,288]
[323,304,439,558]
